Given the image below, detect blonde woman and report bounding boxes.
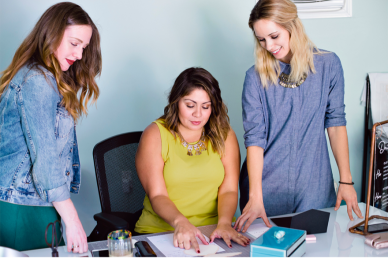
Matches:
[135,68,250,253]
[235,0,362,232]
[0,2,101,252]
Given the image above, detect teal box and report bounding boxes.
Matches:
[250,226,306,257]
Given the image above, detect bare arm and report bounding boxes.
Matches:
[52,198,87,253]
[136,123,207,252]
[246,146,264,205]
[209,129,250,247]
[218,129,240,226]
[327,126,363,220]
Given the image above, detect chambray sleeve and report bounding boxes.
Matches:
[18,74,70,203]
[242,69,267,150]
[324,53,347,128]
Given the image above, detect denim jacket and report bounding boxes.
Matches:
[0,64,81,206]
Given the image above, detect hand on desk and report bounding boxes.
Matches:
[173,219,208,253]
[52,199,87,254]
[65,219,88,253]
[210,223,250,248]
[334,184,363,221]
[234,198,271,232]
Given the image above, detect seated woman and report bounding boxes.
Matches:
[134,67,250,253]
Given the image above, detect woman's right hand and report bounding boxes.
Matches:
[64,218,88,253]
[52,199,88,253]
[234,198,271,232]
[173,219,208,253]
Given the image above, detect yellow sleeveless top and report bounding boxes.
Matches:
[134,120,225,233]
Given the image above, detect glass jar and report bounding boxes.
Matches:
[107,229,133,257]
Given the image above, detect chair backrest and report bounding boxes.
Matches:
[93,131,145,214]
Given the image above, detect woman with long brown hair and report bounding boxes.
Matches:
[134,67,250,253]
[0,2,101,252]
[235,0,362,232]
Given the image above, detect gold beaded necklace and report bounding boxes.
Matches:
[175,130,207,156]
[279,72,307,88]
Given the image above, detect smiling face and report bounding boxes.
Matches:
[253,19,293,64]
[178,88,212,135]
[54,25,92,71]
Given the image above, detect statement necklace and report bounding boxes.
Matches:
[279,72,307,88]
[176,130,207,156]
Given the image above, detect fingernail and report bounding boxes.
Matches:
[197,250,200,253]
[229,244,232,248]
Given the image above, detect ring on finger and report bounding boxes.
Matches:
[237,233,241,237]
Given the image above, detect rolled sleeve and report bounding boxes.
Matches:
[324,53,347,128]
[242,69,267,149]
[17,74,67,203]
[47,184,70,202]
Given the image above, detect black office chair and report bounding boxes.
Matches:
[88,131,146,242]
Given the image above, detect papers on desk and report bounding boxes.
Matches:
[147,233,224,257]
[245,222,270,238]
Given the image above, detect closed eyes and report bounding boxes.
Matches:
[258,35,279,41]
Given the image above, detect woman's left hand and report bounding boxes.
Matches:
[334,184,363,221]
[209,223,250,248]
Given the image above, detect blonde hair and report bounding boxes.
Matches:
[160,67,230,157]
[0,2,102,121]
[249,0,320,88]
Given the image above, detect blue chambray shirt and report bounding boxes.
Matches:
[0,64,81,206]
[240,51,345,216]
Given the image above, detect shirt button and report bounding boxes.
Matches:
[70,148,73,153]
[66,172,70,176]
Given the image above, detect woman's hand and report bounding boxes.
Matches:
[327,126,363,221]
[64,218,88,253]
[52,199,87,253]
[234,198,271,232]
[334,184,363,221]
[173,220,208,253]
[210,223,250,248]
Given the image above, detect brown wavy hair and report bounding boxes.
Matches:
[160,67,230,156]
[249,0,320,88]
[0,2,101,121]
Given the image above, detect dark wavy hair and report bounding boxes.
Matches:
[160,67,230,156]
[0,2,102,121]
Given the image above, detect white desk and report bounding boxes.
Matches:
[23,203,388,257]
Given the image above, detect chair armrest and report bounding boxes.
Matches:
[93,212,129,230]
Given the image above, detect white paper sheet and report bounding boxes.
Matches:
[147,233,224,257]
[205,252,242,257]
[245,223,269,238]
[184,245,219,256]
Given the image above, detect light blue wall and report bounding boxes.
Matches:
[1,0,387,235]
